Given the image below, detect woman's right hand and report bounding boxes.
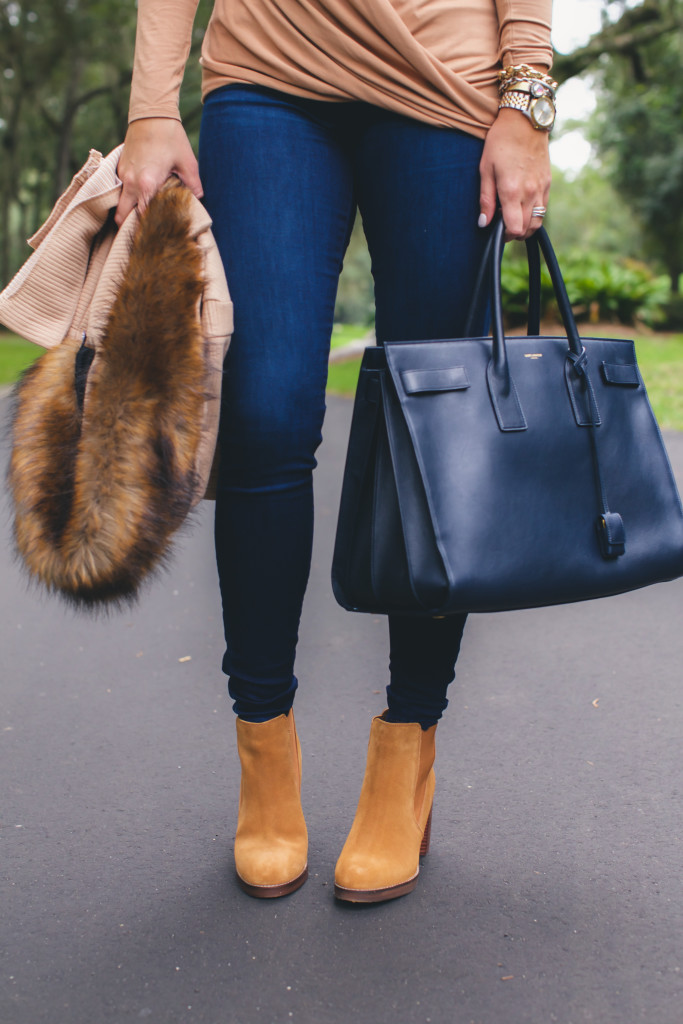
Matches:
[115,117,204,227]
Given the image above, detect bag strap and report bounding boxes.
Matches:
[462,227,496,337]
[485,214,625,560]
[463,216,542,338]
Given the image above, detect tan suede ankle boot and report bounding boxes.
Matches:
[234,712,308,898]
[334,715,436,903]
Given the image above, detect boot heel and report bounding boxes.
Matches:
[420,807,433,857]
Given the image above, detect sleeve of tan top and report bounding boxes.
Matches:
[495,0,553,69]
[128,0,202,123]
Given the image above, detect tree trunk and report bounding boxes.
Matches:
[0,184,10,288]
[53,58,85,201]
[0,92,24,287]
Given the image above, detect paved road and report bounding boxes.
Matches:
[2,394,683,1024]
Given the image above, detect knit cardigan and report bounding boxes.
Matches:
[0,146,233,607]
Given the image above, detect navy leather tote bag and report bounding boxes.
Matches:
[332,216,683,615]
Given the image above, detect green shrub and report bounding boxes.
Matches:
[500,247,670,327]
[560,255,669,326]
[500,255,555,325]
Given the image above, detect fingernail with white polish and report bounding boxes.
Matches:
[478,213,488,228]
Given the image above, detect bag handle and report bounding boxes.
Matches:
[486,213,585,367]
[463,214,542,339]
[464,212,586,364]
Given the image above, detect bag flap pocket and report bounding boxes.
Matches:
[399,365,470,394]
[601,362,640,387]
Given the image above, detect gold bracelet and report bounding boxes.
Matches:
[498,64,558,96]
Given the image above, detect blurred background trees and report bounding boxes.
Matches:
[534,0,682,326]
[0,0,681,326]
[1,0,132,280]
[590,11,683,296]
[0,0,208,282]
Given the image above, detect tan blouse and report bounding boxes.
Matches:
[129,0,553,139]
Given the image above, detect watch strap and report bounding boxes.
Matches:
[499,90,531,114]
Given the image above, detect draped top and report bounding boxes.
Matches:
[129,0,553,138]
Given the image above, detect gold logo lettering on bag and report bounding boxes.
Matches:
[524,353,543,359]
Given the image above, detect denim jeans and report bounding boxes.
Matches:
[199,85,488,726]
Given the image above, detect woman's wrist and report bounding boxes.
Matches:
[497,64,557,133]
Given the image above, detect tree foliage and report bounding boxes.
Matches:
[0,0,681,300]
[588,3,683,292]
[552,0,681,82]
[546,165,644,259]
[0,0,208,284]
[0,1,135,279]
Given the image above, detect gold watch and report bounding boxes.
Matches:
[499,80,556,132]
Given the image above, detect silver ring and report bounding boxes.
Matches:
[532,206,547,218]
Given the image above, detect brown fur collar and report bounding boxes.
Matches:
[8,182,207,608]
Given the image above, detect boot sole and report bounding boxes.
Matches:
[334,808,432,904]
[237,865,308,899]
[334,873,419,903]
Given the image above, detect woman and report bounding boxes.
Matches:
[116,0,554,903]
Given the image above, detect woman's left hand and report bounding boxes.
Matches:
[478,107,551,240]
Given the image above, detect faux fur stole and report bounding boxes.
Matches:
[9,181,208,609]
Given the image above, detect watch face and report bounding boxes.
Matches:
[531,97,555,128]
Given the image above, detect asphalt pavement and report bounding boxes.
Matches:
[2,393,683,1024]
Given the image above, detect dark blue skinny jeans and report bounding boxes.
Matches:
[199,86,487,727]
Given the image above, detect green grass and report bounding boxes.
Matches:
[330,322,371,349]
[326,356,363,395]
[3,326,682,430]
[327,328,683,430]
[0,332,42,385]
[0,325,368,382]
[633,334,683,431]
